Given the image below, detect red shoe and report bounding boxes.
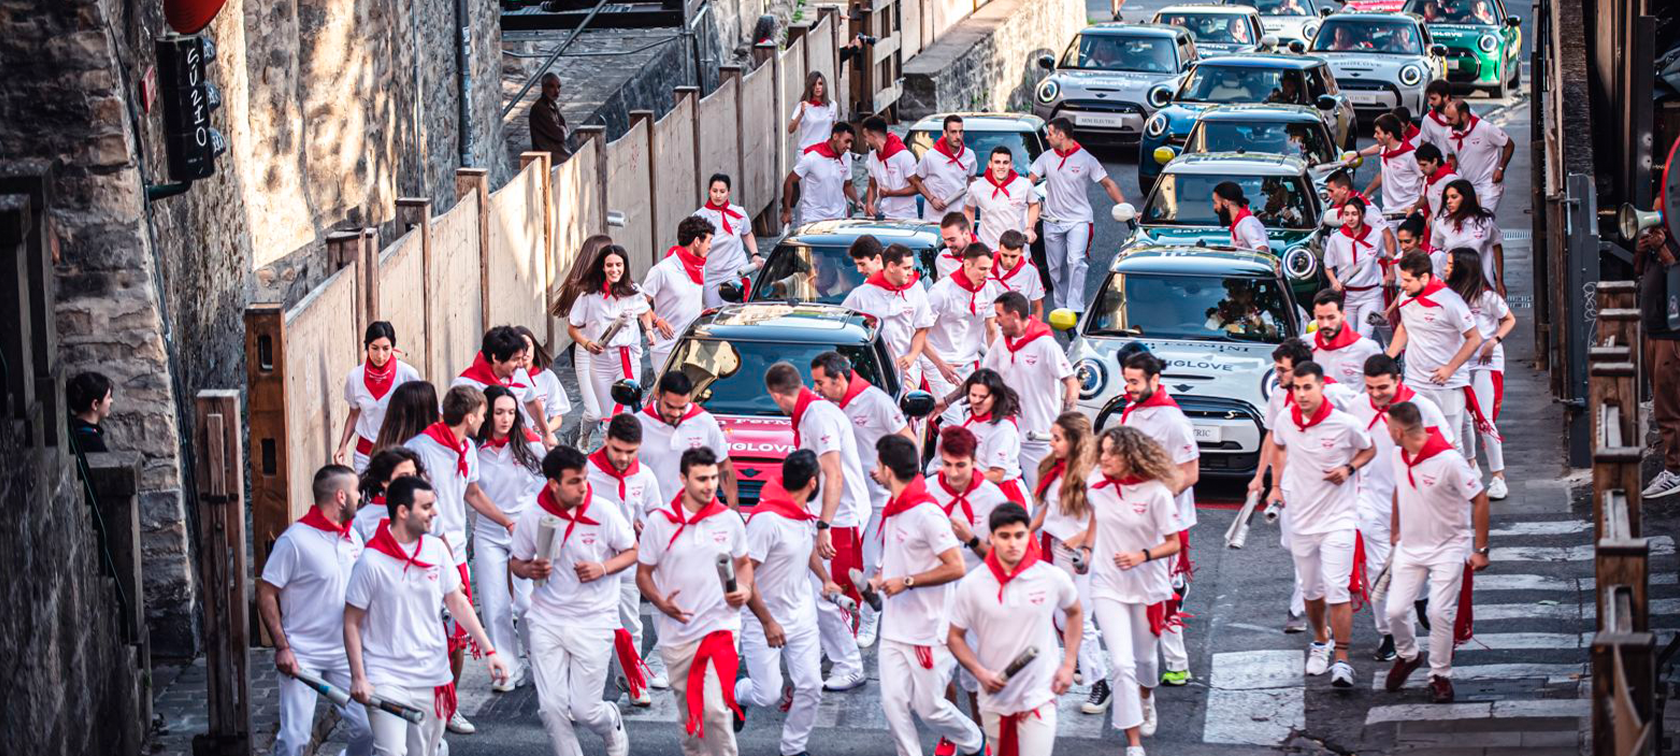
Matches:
[1428,675,1455,703]
[934,738,956,756]
[1385,654,1425,692]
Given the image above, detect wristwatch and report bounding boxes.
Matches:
[903,575,917,589]
[1474,546,1490,557]
[966,535,982,550]
[816,520,831,530]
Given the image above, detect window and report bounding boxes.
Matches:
[1156,13,1256,44]
[907,129,1042,175]
[1225,0,1315,16]
[672,339,892,416]
[1179,65,1309,105]
[1190,120,1335,163]
[1309,18,1424,55]
[1143,172,1314,230]
[1058,34,1180,73]
[1086,273,1295,342]
[1404,0,1501,25]
[753,242,937,305]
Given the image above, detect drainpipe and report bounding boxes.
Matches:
[457,0,474,167]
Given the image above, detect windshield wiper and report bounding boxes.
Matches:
[1088,327,1143,337]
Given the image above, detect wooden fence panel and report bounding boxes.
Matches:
[653,94,699,242]
[428,191,484,381]
[376,227,427,374]
[605,118,654,273]
[698,76,741,208]
[740,63,776,217]
[780,36,808,187]
[806,15,837,108]
[281,264,362,516]
[487,162,547,333]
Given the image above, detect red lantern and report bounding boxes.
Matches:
[164,0,228,34]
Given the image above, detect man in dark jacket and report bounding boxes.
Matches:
[530,72,571,162]
[1636,219,1680,498]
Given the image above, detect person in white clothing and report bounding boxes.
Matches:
[1387,251,1484,459]
[929,426,1011,573]
[947,503,1082,756]
[842,242,935,389]
[990,230,1045,321]
[567,245,653,420]
[1380,402,1491,705]
[979,292,1079,491]
[1443,100,1513,213]
[344,477,510,756]
[1266,361,1376,687]
[1411,143,1459,224]
[636,447,755,756]
[1396,216,1447,279]
[1027,412,1113,714]
[1085,426,1183,756]
[736,452,832,756]
[1430,179,1505,293]
[866,435,986,756]
[696,173,763,308]
[1417,81,1459,157]
[515,326,572,439]
[782,123,859,226]
[510,446,638,756]
[1326,171,1399,264]
[941,369,1029,506]
[451,325,557,446]
[586,414,668,701]
[1444,248,1516,500]
[1363,113,1425,212]
[471,386,548,692]
[633,371,741,507]
[924,244,998,424]
[1311,290,1386,387]
[335,321,422,472]
[863,116,927,221]
[259,465,375,756]
[964,146,1039,251]
[554,235,618,447]
[1324,197,1390,337]
[917,115,979,222]
[645,216,714,371]
[352,447,426,544]
[936,212,979,279]
[1214,182,1270,254]
[788,71,839,151]
[1029,118,1126,313]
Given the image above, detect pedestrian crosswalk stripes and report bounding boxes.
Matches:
[1364,698,1588,724]
[1487,520,1596,537]
[1202,650,1304,745]
[1456,631,1587,650]
[1491,535,1675,562]
[1367,662,1585,689]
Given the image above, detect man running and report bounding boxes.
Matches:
[782,122,859,226]
[1029,117,1127,315]
[981,291,1078,491]
[1310,289,1385,385]
[1387,252,1484,457]
[863,116,927,221]
[842,243,935,390]
[586,414,665,702]
[635,370,740,508]
[925,242,999,424]
[1214,181,1269,254]
[964,146,1038,251]
[990,230,1045,321]
[645,216,714,371]
[453,325,555,446]
[917,115,978,223]
[1443,100,1513,213]
[1364,113,1424,213]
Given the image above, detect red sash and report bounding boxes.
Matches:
[684,630,744,739]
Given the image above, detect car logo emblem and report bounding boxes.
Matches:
[1174,383,1193,393]
[739,468,761,478]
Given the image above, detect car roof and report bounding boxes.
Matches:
[688,303,879,344]
[1193,53,1324,69]
[1162,151,1311,175]
[1322,10,1424,23]
[1196,103,1326,122]
[1078,22,1191,38]
[908,112,1045,132]
[1157,3,1260,14]
[1111,244,1283,276]
[777,218,944,248]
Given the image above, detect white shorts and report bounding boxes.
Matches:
[1288,527,1357,604]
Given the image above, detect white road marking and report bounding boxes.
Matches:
[1489,520,1585,537]
[1203,650,1303,746]
[1474,573,1578,591]
[1492,536,1674,562]
[1365,697,1588,724]
[1370,662,1584,689]
[1475,601,1580,621]
[1579,572,1680,590]
[1457,632,1586,651]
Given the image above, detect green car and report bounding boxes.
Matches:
[1403,0,1522,97]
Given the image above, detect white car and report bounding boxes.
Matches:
[1032,23,1198,142]
[1307,12,1449,117]
[1221,0,1334,47]
[1150,4,1276,57]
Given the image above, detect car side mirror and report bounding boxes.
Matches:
[1287,40,1306,54]
[1430,43,1448,57]
[1321,207,1340,228]
[718,281,745,303]
[1048,308,1080,331]
[1037,53,1056,71]
[899,390,937,419]
[1504,15,1520,27]
[1315,94,1337,111]
[1112,202,1138,225]
[1339,150,1363,168]
[610,379,644,409]
[1319,7,1332,17]
[1152,146,1180,165]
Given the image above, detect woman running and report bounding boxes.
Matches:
[334,321,421,472]
[552,234,616,446]
[1029,411,1113,715]
[472,385,547,691]
[1445,247,1515,500]
[351,446,427,543]
[565,244,653,428]
[1430,179,1504,294]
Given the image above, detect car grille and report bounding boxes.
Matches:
[730,478,765,508]
[1057,99,1145,115]
[1445,51,1484,81]
[1096,394,1265,475]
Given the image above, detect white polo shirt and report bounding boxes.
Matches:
[634,406,730,505]
[1429,215,1503,284]
[869,147,922,220]
[261,518,365,668]
[925,271,999,371]
[473,436,546,546]
[837,379,908,506]
[1036,471,1086,543]
[982,328,1074,437]
[1120,401,1201,528]
[841,277,935,366]
[1086,474,1181,605]
[343,360,422,447]
[1392,442,1483,562]
[1231,211,1271,254]
[1467,290,1511,372]
[991,254,1046,306]
[917,143,978,221]
[1378,143,1425,210]
[1421,167,1460,218]
[1271,405,1372,536]
[642,252,705,356]
[744,506,820,631]
[1029,146,1108,223]
[637,503,748,647]
[964,173,1037,250]
[1418,109,1456,155]
[928,471,1010,571]
[344,533,458,687]
[403,430,480,564]
[1396,284,1476,389]
[958,412,1023,482]
[1312,330,1385,388]
[877,494,963,645]
[513,495,636,631]
[1264,380,1361,430]
[1325,226,1385,293]
[568,289,650,350]
[794,148,853,223]
[527,367,572,421]
[586,454,661,527]
[794,395,871,528]
[1348,389,1453,503]
[695,203,753,283]
[792,101,838,150]
[947,561,1078,715]
[1446,117,1509,192]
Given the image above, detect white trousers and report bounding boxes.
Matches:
[1475,180,1503,215]
[981,703,1059,756]
[1344,291,1384,338]
[1090,599,1158,731]
[813,572,864,679]
[530,622,621,756]
[661,637,740,756]
[1288,527,1357,604]
[1043,220,1094,313]
[352,449,372,476]
[650,345,674,379]
[1046,536,1109,682]
[618,578,645,659]
[1386,550,1465,679]
[1357,492,1399,635]
[588,345,642,421]
[735,619,823,755]
[1411,383,1468,458]
[367,683,446,756]
[1018,440,1051,498]
[276,664,373,756]
[574,348,601,424]
[1278,505,1307,616]
[1467,369,1504,473]
[1159,620,1188,673]
[473,536,532,663]
[861,500,887,576]
[926,366,968,426]
[878,639,984,756]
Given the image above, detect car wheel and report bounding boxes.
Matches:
[1511,58,1522,88]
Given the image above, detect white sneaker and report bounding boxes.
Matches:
[856,605,880,648]
[1139,694,1157,736]
[629,684,652,707]
[447,710,476,734]
[492,662,523,693]
[1329,660,1356,688]
[645,653,670,690]
[605,709,630,756]
[1306,642,1333,676]
[1487,476,1509,500]
[1126,748,1147,756]
[1643,469,1680,499]
[823,668,867,691]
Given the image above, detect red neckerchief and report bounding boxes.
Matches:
[962,409,997,428]
[1401,278,1448,309]
[836,372,873,409]
[789,387,823,448]
[1425,165,1456,188]
[1121,387,1179,425]
[1290,397,1334,431]
[459,353,526,389]
[1229,206,1256,246]
[993,253,1028,285]
[985,169,1019,199]
[879,477,937,542]
[666,244,706,285]
[1053,140,1084,170]
[804,141,843,160]
[703,201,742,235]
[482,429,540,450]
[642,401,704,428]
[983,537,1042,603]
[1340,224,1375,269]
[807,98,826,108]
[1003,319,1053,363]
[951,265,988,313]
[421,422,471,478]
[1427,109,1452,130]
[1380,138,1415,164]
[937,470,984,525]
[749,481,816,522]
[1450,116,1478,151]
[588,448,640,500]
[363,357,396,400]
[1365,381,1418,430]
[878,133,908,161]
[1400,428,1454,486]
[932,136,966,165]
[537,485,599,548]
[1034,458,1067,500]
[366,520,432,573]
[1314,323,1361,352]
[1092,474,1146,490]
[298,507,353,541]
[656,492,731,549]
[1403,123,1420,141]
[1350,190,1375,210]
[864,269,919,299]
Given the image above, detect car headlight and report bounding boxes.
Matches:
[1399,63,1423,86]
[1036,79,1060,104]
[1477,33,1498,52]
[1260,367,1276,400]
[1282,245,1318,279]
[1075,358,1107,400]
[1145,114,1168,138]
[1147,85,1173,109]
[1303,22,1319,39]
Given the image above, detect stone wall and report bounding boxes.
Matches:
[899,0,1084,119]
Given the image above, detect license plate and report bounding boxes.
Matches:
[1193,425,1223,443]
[1350,93,1380,104]
[1074,113,1130,129]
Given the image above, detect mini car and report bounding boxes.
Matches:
[1050,245,1305,476]
[1148,103,1360,187]
[905,112,1047,176]
[726,219,943,305]
[1307,12,1449,117]
[1031,23,1198,142]
[617,303,935,506]
[1221,0,1334,46]
[1115,152,1330,300]
[1148,4,1275,57]
[1137,53,1356,190]
[1400,0,1522,97]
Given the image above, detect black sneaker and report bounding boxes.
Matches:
[1415,599,1431,632]
[1080,679,1112,714]
[1373,634,1397,661]
[733,704,748,733]
[1284,611,1307,634]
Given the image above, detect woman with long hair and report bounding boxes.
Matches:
[1324,196,1386,336]
[554,234,615,444]
[695,173,763,308]
[334,321,422,472]
[473,386,546,690]
[949,368,1028,505]
[371,380,440,454]
[1429,179,1504,292]
[1444,247,1515,500]
[788,70,838,150]
[513,325,571,441]
[352,446,427,542]
[1029,411,1113,713]
[565,243,653,427]
[1086,426,1182,755]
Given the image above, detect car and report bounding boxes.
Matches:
[1115,152,1330,300]
[1030,24,1198,143]
[1400,0,1522,97]
[1221,0,1335,47]
[1148,4,1275,57]
[727,219,944,305]
[1147,103,1360,187]
[904,112,1047,176]
[1049,244,1305,476]
[614,303,935,507]
[1307,12,1449,118]
[1137,53,1357,190]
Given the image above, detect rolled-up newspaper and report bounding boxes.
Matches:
[366,693,426,724]
[1225,491,1262,549]
[1069,547,1088,575]
[716,553,737,593]
[1367,551,1396,607]
[996,646,1039,683]
[286,668,351,706]
[849,568,883,612]
[1262,498,1282,524]
[598,312,631,344]
[534,515,561,588]
[825,591,859,615]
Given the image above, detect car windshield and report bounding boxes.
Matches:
[1309,18,1424,53]
[751,243,937,305]
[1225,0,1313,16]
[1086,273,1294,342]
[1144,172,1315,229]
[908,129,1043,175]
[672,339,893,416]
[1404,0,1500,24]
[1189,119,1336,163]
[1156,12,1255,44]
[1057,33,1179,72]
[1178,65,1309,104]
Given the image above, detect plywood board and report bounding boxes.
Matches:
[488,162,547,333]
[697,76,741,206]
[428,191,484,382]
[375,227,428,380]
[740,64,776,215]
[605,119,654,274]
[282,265,362,518]
[653,95,699,244]
[780,37,808,193]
